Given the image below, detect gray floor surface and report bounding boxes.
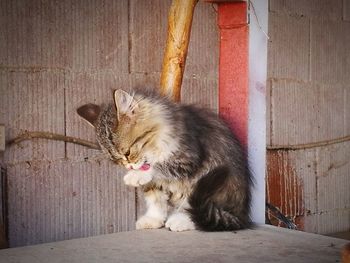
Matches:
[0,225,347,263]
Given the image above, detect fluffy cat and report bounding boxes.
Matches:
[77,89,252,232]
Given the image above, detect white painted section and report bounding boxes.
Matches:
[248,0,268,224]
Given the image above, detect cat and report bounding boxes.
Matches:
[77,88,252,232]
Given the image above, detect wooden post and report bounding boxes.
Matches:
[160,0,198,102]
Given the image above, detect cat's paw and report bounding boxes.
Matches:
[136,216,165,230]
[123,170,152,187]
[165,213,195,232]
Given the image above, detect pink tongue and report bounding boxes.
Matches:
[140,163,150,171]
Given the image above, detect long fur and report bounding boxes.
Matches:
[188,166,251,231]
[77,88,253,232]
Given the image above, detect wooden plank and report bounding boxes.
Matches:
[270,79,346,146]
[7,159,135,247]
[267,13,309,81]
[269,0,343,20]
[310,19,350,85]
[0,71,65,164]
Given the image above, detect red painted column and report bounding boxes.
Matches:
[217,2,249,148]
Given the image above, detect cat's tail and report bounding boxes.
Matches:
[187,166,251,231]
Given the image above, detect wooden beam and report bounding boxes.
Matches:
[160,0,198,102]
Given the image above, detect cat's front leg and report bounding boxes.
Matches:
[165,198,195,232]
[165,212,195,232]
[123,169,153,187]
[136,188,168,230]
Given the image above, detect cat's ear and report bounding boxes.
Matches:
[77,103,101,127]
[114,89,138,119]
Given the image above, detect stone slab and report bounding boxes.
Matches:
[0,225,347,263]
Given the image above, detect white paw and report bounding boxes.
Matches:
[123,170,152,187]
[136,216,165,230]
[165,213,195,232]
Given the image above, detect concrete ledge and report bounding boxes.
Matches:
[0,225,347,263]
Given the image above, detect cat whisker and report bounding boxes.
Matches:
[130,97,145,112]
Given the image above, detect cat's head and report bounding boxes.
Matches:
[77,89,177,170]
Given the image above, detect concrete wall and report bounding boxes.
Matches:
[267,0,350,234]
[0,0,218,247]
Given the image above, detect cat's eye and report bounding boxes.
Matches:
[125,149,130,157]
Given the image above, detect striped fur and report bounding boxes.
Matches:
[77,88,252,231]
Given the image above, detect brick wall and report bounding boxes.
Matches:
[0,0,218,247]
[267,0,350,234]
